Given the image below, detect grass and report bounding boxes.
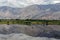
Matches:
[0,19,60,25]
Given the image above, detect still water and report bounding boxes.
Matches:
[0,24,60,40]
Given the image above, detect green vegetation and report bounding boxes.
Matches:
[0,19,60,25]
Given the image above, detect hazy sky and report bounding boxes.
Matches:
[0,0,60,7]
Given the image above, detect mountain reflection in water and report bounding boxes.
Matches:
[0,24,60,40]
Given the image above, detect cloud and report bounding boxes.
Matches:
[0,0,60,8]
[52,0,60,4]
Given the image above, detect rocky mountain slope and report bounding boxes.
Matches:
[0,3,60,19]
[0,6,21,19]
[19,3,60,19]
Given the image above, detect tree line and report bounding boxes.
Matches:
[0,19,60,25]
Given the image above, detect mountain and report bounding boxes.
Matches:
[0,3,60,19]
[19,3,60,20]
[0,6,21,19]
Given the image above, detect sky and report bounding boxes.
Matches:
[0,0,60,8]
